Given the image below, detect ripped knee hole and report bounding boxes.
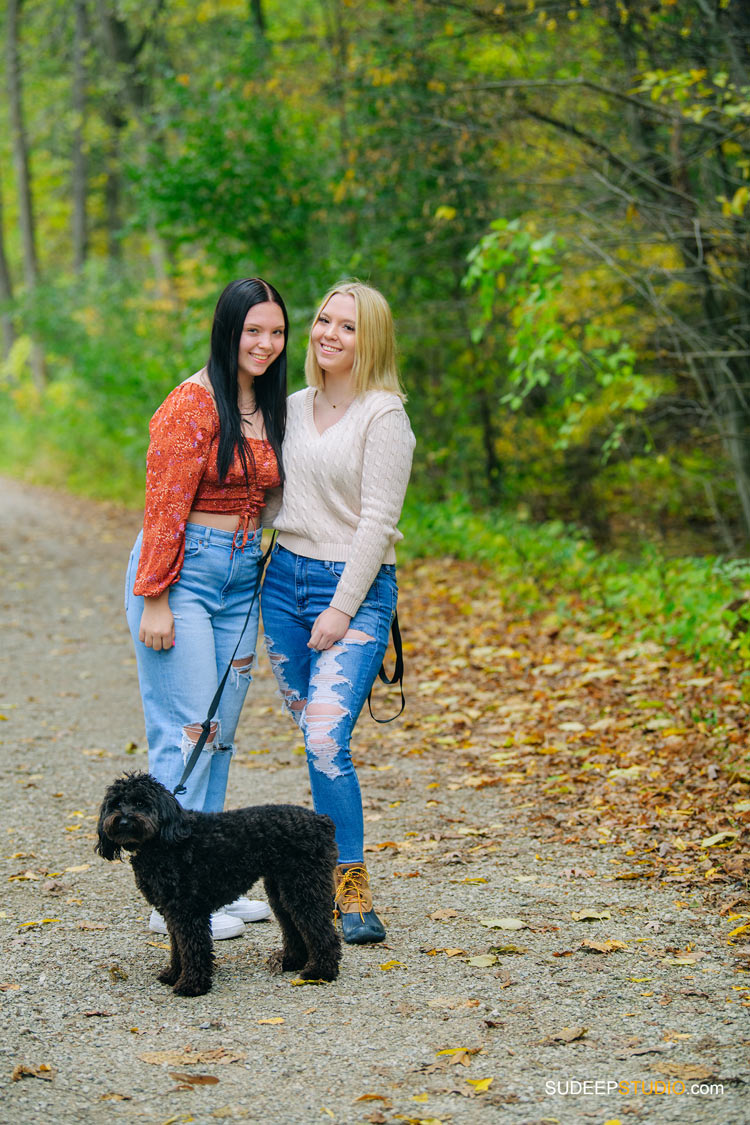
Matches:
[183,720,218,746]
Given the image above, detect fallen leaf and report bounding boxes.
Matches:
[464,954,498,968]
[257,1017,285,1025]
[465,1077,494,1093]
[571,909,611,922]
[701,831,739,848]
[168,1072,220,1086]
[139,1048,244,1065]
[380,960,406,971]
[652,1062,714,1081]
[12,1064,54,1081]
[549,1026,587,1043]
[580,940,627,954]
[430,908,459,921]
[478,917,527,931]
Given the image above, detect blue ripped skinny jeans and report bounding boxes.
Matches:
[260,544,397,863]
[125,524,263,812]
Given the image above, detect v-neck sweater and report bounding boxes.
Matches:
[269,386,415,617]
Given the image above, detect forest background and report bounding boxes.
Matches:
[2,0,750,680]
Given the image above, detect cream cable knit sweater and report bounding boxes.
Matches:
[268,387,415,618]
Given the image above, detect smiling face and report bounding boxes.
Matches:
[310,292,357,380]
[237,301,286,384]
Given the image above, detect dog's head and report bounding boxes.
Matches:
[95,772,191,861]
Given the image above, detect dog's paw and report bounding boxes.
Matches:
[172,977,211,997]
[157,966,180,986]
[267,949,304,974]
[300,961,339,983]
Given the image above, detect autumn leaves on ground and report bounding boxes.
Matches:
[378,558,750,906]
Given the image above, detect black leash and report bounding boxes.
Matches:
[173,532,276,797]
[367,611,405,723]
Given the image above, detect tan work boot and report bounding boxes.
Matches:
[333,863,386,944]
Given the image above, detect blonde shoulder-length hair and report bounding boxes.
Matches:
[304,280,406,401]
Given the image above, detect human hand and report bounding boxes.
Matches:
[308,607,352,652]
[139,594,175,650]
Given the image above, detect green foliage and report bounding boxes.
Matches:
[463,218,665,447]
[400,491,749,685]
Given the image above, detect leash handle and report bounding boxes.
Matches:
[173,532,276,796]
[367,611,405,724]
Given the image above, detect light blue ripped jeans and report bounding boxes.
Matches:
[260,544,397,863]
[125,524,263,812]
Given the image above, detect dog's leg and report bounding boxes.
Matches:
[167,914,214,997]
[157,930,182,987]
[264,876,309,974]
[272,873,341,982]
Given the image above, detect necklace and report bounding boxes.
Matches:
[321,388,353,410]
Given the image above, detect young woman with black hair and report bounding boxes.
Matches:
[124,278,288,939]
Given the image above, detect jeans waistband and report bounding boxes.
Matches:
[184,523,262,547]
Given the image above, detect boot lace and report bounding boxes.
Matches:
[334,864,371,921]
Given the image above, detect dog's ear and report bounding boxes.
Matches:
[95,827,120,862]
[158,786,192,845]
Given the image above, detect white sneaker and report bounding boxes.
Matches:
[224,896,272,922]
[148,908,245,940]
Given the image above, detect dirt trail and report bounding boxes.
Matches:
[0,477,747,1125]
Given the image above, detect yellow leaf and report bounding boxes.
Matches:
[257,1017,285,1025]
[65,864,91,873]
[465,954,498,968]
[466,1077,494,1092]
[571,909,611,921]
[379,960,405,971]
[701,831,739,847]
[436,1046,479,1056]
[728,924,750,937]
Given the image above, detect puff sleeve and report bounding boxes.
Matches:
[132,384,218,597]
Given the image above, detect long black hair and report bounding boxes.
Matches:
[206,278,288,484]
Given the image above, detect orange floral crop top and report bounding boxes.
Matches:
[133,381,281,597]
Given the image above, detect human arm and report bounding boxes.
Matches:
[139,590,175,650]
[132,384,216,598]
[261,485,283,528]
[308,606,352,651]
[328,406,414,617]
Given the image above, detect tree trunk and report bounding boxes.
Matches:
[6,0,45,389]
[72,0,88,272]
[249,0,266,37]
[0,180,15,360]
[6,0,39,289]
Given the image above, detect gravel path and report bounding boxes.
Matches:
[0,477,747,1125]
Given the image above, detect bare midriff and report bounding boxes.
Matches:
[187,510,260,533]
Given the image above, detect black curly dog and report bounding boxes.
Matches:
[96,772,341,996]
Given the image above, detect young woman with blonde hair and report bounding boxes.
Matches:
[261,280,415,944]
